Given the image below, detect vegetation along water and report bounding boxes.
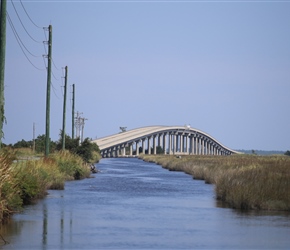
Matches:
[1,133,290,247]
[0,134,101,225]
[140,154,290,211]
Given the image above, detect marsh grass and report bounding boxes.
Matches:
[140,154,290,211]
[0,149,91,223]
[0,149,19,223]
[50,150,91,180]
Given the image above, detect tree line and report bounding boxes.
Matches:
[3,132,100,163]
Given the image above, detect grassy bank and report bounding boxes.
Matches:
[0,149,91,224]
[140,154,290,211]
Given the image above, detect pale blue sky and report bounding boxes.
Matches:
[4,0,290,151]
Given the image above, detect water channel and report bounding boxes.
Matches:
[1,158,290,249]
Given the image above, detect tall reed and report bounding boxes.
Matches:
[0,149,19,222]
[49,150,91,180]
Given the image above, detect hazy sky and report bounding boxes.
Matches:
[3,0,290,151]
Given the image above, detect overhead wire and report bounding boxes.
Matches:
[52,58,61,71]
[9,1,64,100]
[19,0,43,30]
[11,0,43,43]
[51,69,60,81]
[7,11,43,58]
[51,82,60,100]
[7,11,46,71]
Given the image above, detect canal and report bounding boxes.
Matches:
[1,158,290,249]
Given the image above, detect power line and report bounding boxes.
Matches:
[51,82,60,99]
[11,0,42,43]
[52,58,60,71]
[7,11,42,58]
[7,11,46,71]
[8,5,63,102]
[42,54,47,70]
[51,69,60,81]
[19,0,43,30]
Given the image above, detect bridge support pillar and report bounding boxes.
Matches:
[185,135,189,154]
[163,133,167,154]
[168,133,172,154]
[136,141,139,156]
[153,135,157,155]
[142,139,146,154]
[158,134,161,148]
[198,137,202,155]
[173,134,177,154]
[181,134,184,153]
[120,147,124,156]
[147,137,151,154]
[190,136,194,154]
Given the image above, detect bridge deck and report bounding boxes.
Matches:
[92,125,240,156]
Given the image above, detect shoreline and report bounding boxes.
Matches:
[139,154,290,211]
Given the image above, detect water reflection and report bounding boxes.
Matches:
[42,204,47,247]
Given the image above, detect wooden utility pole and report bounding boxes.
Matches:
[61,66,68,150]
[45,25,52,156]
[0,0,7,149]
[72,83,75,139]
[33,122,35,152]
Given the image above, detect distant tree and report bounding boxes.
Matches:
[34,134,56,154]
[251,149,257,155]
[284,151,290,156]
[156,146,164,154]
[56,132,100,163]
[13,139,32,148]
[75,138,100,163]
[56,131,79,152]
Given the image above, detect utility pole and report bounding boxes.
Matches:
[74,112,87,144]
[75,111,82,143]
[0,0,7,149]
[61,66,68,150]
[33,122,35,153]
[80,117,88,143]
[72,83,75,139]
[45,25,52,157]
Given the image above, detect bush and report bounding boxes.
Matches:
[56,134,101,164]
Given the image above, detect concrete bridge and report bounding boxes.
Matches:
[92,125,240,158]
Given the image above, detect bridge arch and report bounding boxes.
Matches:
[92,125,240,158]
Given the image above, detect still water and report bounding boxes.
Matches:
[1,158,290,249]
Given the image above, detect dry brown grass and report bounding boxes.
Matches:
[140,154,290,211]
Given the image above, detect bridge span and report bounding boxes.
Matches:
[92,125,240,158]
